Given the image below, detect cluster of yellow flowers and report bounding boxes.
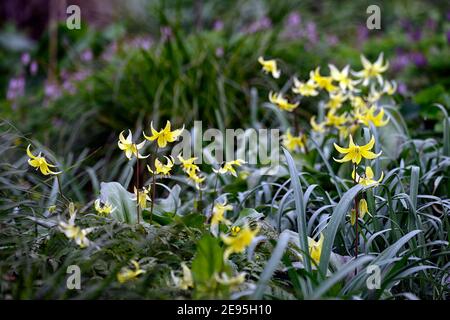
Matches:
[259,53,395,152]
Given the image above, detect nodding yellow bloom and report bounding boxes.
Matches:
[359,198,370,219]
[308,233,324,265]
[230,225,241,236]
[143,121,184,148]
[178,154,200,175]
[258,56,280,78]
[118,130,148,160]
[94,199,115,217]
[292,78,318,96]
[349,95,367,109]
[148,156,174,176]
[185,168,205,188]
[353,53,389,86]
[333,135,381,164]
[337,123,359,140]
[309,67,337,92]
[58,209,93,248]
[132,186,151,210]
[210,202,233,236]
[117,260,145,283]
[171,263,193,290]
[26,145,61,175]
[326,91,347,110]
[310,116,326,133]
[325,109,347,127]
[215,272,246,287]
[282,129,306,152]
[221,224,260,259]
[268,91,299,112]
[383,80,397,95]
[350,208,357,226]
[360,106,389,127]
[352,166,384,186]
[213,159,245,177]
[329,64,359,91]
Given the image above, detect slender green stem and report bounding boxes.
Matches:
[56,174,68,203]
[208,173,220,222]
[149,147,159,223]
[136,158,140,224]
[353,162,359,260]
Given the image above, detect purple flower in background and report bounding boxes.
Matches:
[409,52,427,67]
[213,20,224,31]
[129,36,153,50]
[44,81,61,100]
[425,19,437,32]
[447,11,450,21]
[7,76,25,101]
[357,25,369,43]
[21,52,30,66]
[408,29,422,42]
[392,51,410,72]
[447,31,450,44]
[81,49,93,62]
[161,26,173,42]
[326,35,339,46]
[30,61,38,75]
[397,82,408,95]
[305,21,318,44]
[244,16,272,34]
[215,47,224,57]
[286,12,301,28]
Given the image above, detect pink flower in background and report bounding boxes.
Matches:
[44,81,61,100]
[7,76,25,101]
[81,49,93,62]
[21,52,30,66]
[161,26,173,42]
[30,61,38,75]
[286,12,301,28]
[213,20,224,31]
[244,16,272,34]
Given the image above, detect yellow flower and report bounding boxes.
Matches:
[359,198,370,219]
[117,260,145,283]
[118,130,148,160]
[337,123,359,140]
[308,233,324,265]
[58,210,93,248]
[333,135,381,164]
[353,53,389,86]
[349,95,366,109]
[171,263,193,290]
[221,224,259,259]
[258,56,280,78]
[213,159,245,177]
[210,202,233,236]
[214,272,246,288]
[148,156,174,176]
[360,106,389,127]
[326,91,347,110]
[187,170,205,189]
[178,154,200,175]
[26,145,61,175]
[282,129,306,152]
[143,121,184,148]
[268,91,299,112]
[325,109,347,127]
[132,186,151,210]
[350,208,357,226]
[383,80,397,95]
[310,116,326,133]
[329,64,359,91]
[94,199,115,217]
[309,67,337,92]
[352,166,384,186]
[292,78,318,96]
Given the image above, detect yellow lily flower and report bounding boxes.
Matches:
[117,260,145,283]
[94,199,115,217]
[132,186,151,210]
[360,106,389,127]
[310,116,326,133]
[26,145,61,175]
[221,224,260,259]
[337,123,359,140]
[352,166,384,186]
[148,156,174,176]
[118,130,148,160]
[326,91,347,110]
[58,209,93,248]
[282,129,306,152]
[353,53,389,86]
[258,56,280,78]
[215,272,246,288]
[329,64,359,91]
[171,263,194,290]
[230,225,241,236]
[268,91,299,112]
[178,154,200,175]
[383,80,397,95]
[292,78,319,96]
[213,159,245,177]
[359,198,370,219]
[308,233,324,265]
[309,67,337,92]
[349,95,366,109]
[210,201,233,236]
[325,109,347,127]
[333,135,381,164]
[143,121,184,148]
